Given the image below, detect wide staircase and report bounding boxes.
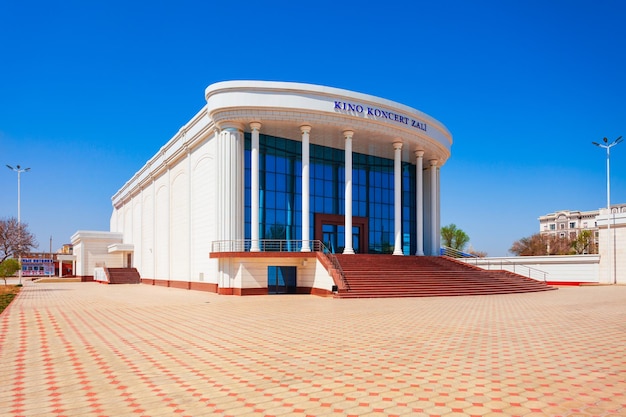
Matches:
[333,255,556,298]
[106,268,141,284]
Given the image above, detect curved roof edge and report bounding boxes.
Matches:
[205,80,453,141]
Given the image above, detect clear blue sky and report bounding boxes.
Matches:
[1,0,624,256]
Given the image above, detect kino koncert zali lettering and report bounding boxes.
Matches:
[334,101,427,132]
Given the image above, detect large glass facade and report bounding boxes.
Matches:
[244,134,416,254]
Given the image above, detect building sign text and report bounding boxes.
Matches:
[334,101,427,132]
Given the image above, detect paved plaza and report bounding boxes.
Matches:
[1,281,625,417]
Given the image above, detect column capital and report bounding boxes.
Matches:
[218,121,245,132]
[393,141,403,150]
[300,125,312,134]
[415,149,425,158]
[250,122,262,131]
[429,159,439,167]
[343,130,354,139]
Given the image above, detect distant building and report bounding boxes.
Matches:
[21,257,55,277]
[22,247,76,278]
[538,204,626,247]
[58,244,73,255]
[539,208,599,240]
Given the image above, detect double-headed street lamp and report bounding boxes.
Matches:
[6,164,31,285]
[592,136,623,284]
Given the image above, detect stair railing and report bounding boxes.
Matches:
[317,241,349,291]
[440,246,549,282]
[439,246,478,258]
[463,257,549,282]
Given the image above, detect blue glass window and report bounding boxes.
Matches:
[244,133,416,254]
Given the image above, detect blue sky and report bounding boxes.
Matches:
[1,0,624,256]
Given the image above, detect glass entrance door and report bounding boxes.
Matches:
[322,224,340,253]
[315,214,368,254]
[321,224,360,254]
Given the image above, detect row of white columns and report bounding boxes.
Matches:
[246,122,439,255]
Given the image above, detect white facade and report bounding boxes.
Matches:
[71,231,126,278]
[596,209,626,284]
[104,81,452,294]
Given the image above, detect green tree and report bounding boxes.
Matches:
[440,224,470,251]
[571,230,597,254]
[0,217,38,263]
[0,258,21,286]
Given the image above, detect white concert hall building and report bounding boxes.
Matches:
[71,81,453,295]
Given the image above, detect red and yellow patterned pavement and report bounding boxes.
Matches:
[1,282,625,417]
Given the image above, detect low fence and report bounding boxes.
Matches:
[462,255,601,284]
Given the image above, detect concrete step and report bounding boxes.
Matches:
[333,255,556,298]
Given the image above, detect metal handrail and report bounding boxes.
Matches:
[317,241,348,291]
[439,246,479,258]
[212,239,320,253]
[211,239,349,291]
[442,246,550,283]
[469,258,549,282]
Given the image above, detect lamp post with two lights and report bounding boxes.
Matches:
[6,164,31,285]
[592,136,623,284]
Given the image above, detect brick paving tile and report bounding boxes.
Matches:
[1,282,626,416]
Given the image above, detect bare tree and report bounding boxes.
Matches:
[467,248,488,257]
[509,234,548,256]
[510,232,598,256]
[0,217,38,263]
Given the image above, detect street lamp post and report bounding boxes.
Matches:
[6,164,31,285]
[592,136,623,284]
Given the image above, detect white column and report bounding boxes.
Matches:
[343,130,355,254]
[167,165,171,280]
[393,141,404,255]
[152,177,156,278]
[415,150,425,256]
[300,125,311,252]
[250,122,261,252]
[218,123,245,245]
[430,159,439,255]
[187,147,192,282]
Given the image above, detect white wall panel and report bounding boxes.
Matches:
[132,201,142,269]
[155,182,169,279]
[170,171,189,281]
[124,205,133,244]
[141,191,154,278]
[191,152,215,283]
